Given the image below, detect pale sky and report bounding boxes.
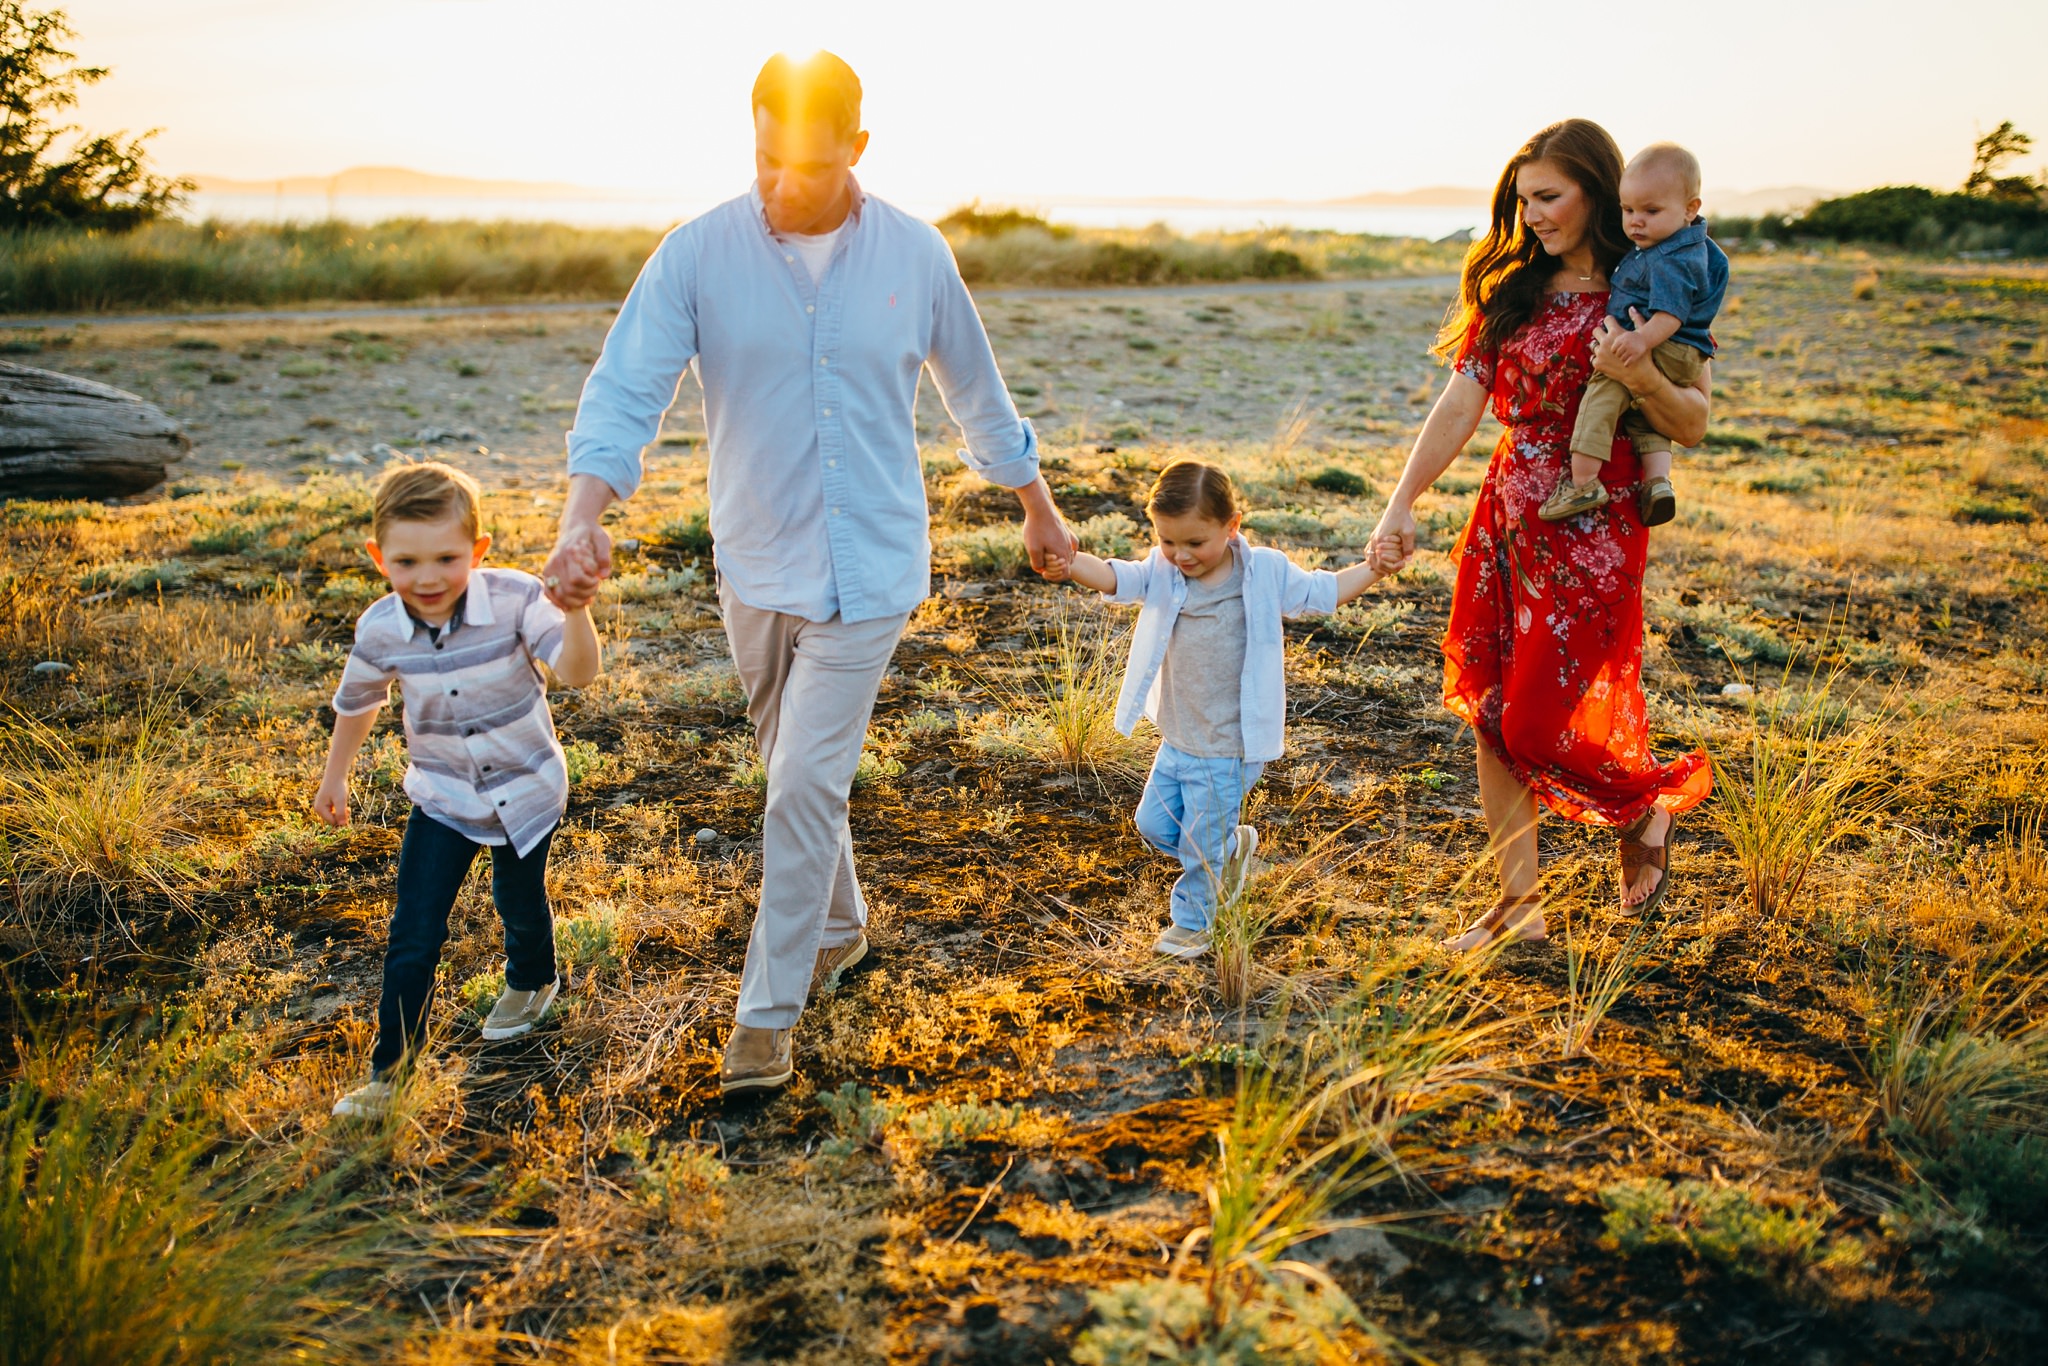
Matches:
[58,0,2048,204]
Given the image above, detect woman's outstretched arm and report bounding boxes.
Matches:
[1592,310,1712,448]
[1370,372,1489,564]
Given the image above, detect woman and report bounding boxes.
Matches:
[1370,119,1713,950]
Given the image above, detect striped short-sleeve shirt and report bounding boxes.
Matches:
[332,567,569,856]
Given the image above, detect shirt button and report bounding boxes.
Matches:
[434,641,444,650]
[822,408,832,416]
[449,689,459,697]
[819,357,828,366]
[831,507,842,516]
[784,254,794,263]
[826,459,837,468]
[806,305,815,314]
[465,729,476,737]
[497,799,507,807]
[482,765,493,773]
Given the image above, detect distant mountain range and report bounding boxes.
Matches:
[185,166,1838,218]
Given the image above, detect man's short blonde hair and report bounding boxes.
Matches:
[1629,142,1702,201]
[372,460,482,541]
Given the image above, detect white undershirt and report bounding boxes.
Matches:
[776,221,845,285]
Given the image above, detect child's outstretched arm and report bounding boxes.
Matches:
[313,706,382,827]
[552,606,602,688]
[1333,557,1390,607]
[1041,548,1118,594]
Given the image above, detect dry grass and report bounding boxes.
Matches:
[2,257,2046,1361]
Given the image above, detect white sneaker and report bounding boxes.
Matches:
[1155,925,1213,959]
[332,1079,394,1118]
[481,976,561,1040]
[1220,824,1259,903]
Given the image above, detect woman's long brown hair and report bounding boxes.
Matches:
[1431,119,1630,364]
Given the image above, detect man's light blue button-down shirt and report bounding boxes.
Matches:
[566,182,1040,624]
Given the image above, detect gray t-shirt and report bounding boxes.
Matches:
[1157,550,1246,757]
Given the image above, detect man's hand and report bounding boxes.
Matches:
[312,776,350,828]
[543,522,612,610]
[545,475,624,609]
[1015,475,1077,575]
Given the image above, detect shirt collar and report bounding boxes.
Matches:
[1645,218,1709,253]
[749,174,867,238]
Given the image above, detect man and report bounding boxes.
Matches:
[544,50,1071,1094]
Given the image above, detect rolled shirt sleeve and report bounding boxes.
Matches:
[565,227,701,501]
[1276,558,1341,619]
[924,229,1040,490]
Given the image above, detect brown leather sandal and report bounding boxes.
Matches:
[1445,891,1547,953]
[1619,808,1673,915]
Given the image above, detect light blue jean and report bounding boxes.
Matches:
[1133,743,1265,932]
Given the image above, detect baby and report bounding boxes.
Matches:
[1540,142,1729,528]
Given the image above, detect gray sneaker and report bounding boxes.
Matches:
[481,976,561,1040]
[331,1079,394,1119]
[1154,925,1213,959]
[813,933,869,992]
[720,1024,794,1094]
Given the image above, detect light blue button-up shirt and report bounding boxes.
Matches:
[566,182,1040,623]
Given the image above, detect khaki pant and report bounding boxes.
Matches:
[719,579,908,1030]
[1569,338,1705,463]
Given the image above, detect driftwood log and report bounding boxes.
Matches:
[0,361,189,500]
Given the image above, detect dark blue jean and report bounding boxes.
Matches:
[370,807,559,1077]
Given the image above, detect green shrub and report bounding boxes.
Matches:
[817,1082,903,1160]
[1305,466,1368,496]
[1954,495,2035,524]
[555,905,627,975]
[1600,1179,1831,1270]
[652,509,714,556]
[0,1020,390,1363]
[900,1095,1023,1151]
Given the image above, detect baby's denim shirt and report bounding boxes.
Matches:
[1608,218,1729,356]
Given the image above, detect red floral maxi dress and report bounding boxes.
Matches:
[1442,290,1711,827]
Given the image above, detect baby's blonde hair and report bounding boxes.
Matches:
[1628,142,1702,202]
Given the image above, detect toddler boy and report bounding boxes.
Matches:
[1540,142,1729,527]
[316,461,600,1118]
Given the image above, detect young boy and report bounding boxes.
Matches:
[316,461,600,1118]
[1540,142,1729,528]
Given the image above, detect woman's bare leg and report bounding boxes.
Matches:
[1445,740,1546,949]
[1476,739,1541,900]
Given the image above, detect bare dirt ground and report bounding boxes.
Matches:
[5,256,2048,1364]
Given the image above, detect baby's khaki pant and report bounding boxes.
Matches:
[719,579,908,1031]
[1569,338,1706,463]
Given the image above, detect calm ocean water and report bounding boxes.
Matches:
[185,193,1487,241]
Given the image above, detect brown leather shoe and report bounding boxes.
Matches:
[1639,476,1677,527]
[719,1025,794,1094]
[813,933,869,992]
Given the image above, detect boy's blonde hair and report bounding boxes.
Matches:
[1629,142,1702,202]
[372,461,482,541]
[1146,460,1240,525]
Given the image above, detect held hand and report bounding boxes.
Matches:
[1369,504,1417,569]
[1022,506,1079,576]
[312,777,350,828]
[543,522,612,610]
[1041,552,1073,583]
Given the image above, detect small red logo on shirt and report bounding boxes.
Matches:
[888,293,896,308]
